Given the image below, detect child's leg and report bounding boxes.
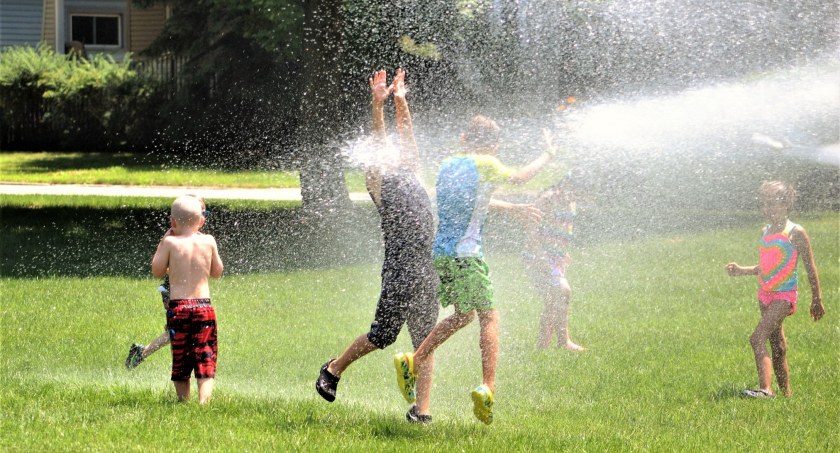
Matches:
[769,325,790,397]
[329,334,379,377]
[414,309,476,414]
[415,351,435,415]
[749,300,791,394]
[143,330,171,358]
[537,290,559,349]
[554,282,570,345]
[197,378,215,405]
[477,309,499,392]
[173,380,190,401]
[555,280,584,351]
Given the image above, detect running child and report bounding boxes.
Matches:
[152,195,224,404]
[522,169,585,351]
[315,69,439,403]
[725,180,823,398]
[394,117,555,424]
[126,196,209,369]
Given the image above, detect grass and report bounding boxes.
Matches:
[0,151,368,192]
[1,200,838,451]
[0,194,303,210]
[0,151,564,196]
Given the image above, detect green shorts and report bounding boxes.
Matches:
[434,256,495,312]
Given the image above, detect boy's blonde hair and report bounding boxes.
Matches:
[462,115,501,151]
[760,180,796,209]
[171,195,203,228]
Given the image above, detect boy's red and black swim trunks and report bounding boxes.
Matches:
[167,298,217,381]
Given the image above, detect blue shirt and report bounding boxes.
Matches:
[433,154,515,258]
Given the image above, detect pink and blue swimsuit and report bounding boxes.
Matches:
[758,220,799,314]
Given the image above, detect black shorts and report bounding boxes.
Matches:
[367,262,439,349]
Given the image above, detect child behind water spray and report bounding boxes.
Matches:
[125,195,210,369]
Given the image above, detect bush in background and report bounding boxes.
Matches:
[0,44,163,150]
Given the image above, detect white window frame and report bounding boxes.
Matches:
[69,13,123,49]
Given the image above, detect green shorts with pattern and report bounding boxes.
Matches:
[434,256,495,312]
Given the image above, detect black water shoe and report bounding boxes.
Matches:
[405,405,432,424]
[316,359,340,402]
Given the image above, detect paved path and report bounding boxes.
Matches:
[0,183,371,202]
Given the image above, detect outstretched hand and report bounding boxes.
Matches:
[725,262,746,277]
[369,69,393,103]
[515,203,543,226]
[391,68,407,99]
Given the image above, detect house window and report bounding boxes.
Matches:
[70,15,121,47]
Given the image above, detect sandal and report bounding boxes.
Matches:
[741,388,776,399]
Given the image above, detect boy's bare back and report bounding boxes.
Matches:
[152,196,223,299]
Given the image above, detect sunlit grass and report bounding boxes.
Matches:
[1,215,838,450]
[0,194,302,210]
[0,152,301,188]
[0,151,558,195]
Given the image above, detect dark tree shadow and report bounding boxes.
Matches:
[0,204,383,278]
[13,152,166,174]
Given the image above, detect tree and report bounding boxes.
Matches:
[296,0,353,213]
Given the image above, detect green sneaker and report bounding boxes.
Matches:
[471,384,494,425]
[125,343,145,369]
[393,352,416,404]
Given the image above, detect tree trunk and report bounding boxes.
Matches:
[297,0,353,215]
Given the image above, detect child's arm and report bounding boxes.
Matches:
[391,68,420,173]
[151,238,171,279]
[508,129,556,184]
[370,69,391,143]
[366,69,392,206]
[725,262,758,277]
[489,198,542,225]
[208,236,224,279]
[791,227,824,320]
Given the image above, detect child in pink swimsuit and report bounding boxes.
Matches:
[725,181,823,398]
[522,172,584,351]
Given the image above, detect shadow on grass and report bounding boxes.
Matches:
[711,383,748,401]
[12,152,166,174]
[0,204,383,278]
[2,196,777,278]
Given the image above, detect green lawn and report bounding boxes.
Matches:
[0,151,565,195]
[0,151,369,191]
[0,193,302,210]
[1,205,838,451]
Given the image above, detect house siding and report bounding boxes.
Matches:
[42,0,55,48]
[129,3,166,53]
[0,0,44,49]
[34,0,166,57]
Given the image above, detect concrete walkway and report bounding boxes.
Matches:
[0,183,371,202]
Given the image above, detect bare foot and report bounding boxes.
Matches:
[561,341,585,352]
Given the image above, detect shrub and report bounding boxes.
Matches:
[0,44,163,150]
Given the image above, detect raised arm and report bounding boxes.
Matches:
[370,69,391,142]
[366,69,392,206]
[791,227,823,320]
[391,68,420,173]
[508,128,556,184]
